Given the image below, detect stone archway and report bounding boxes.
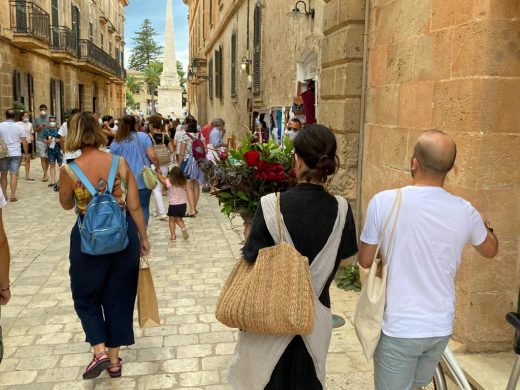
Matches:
[296,49,319,87]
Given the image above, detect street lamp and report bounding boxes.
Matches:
[288,0,315,19]
[187,58,209,84]
[240,56,251,72]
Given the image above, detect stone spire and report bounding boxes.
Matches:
[158,0,183,117]
[160,0,179,87]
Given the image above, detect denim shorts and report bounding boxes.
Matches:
[374,332,450,390]
[0,156,21,173]
[47,147,63,165]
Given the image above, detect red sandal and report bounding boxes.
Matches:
[83,351,110,380]
[107,358,122,378]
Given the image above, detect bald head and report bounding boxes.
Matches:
[413,130,457,177]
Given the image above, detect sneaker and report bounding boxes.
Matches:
[151,208,158,217]
[157,214,168,221]
[181,229,189,240]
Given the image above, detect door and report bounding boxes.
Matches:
[71,5,80,57]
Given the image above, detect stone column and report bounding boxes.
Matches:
[158,0,184,118]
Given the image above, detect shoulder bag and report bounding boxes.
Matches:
[216,193,315,335]
[135,132,157,190]
[354,189,402,361]
[152,133,170,166]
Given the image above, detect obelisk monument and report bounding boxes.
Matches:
[158,0,183,118]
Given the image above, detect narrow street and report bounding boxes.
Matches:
[0,165,372,389]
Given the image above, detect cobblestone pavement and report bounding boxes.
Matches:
[0,165,372,389]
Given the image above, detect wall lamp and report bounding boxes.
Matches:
[188,57,208,83]
[288,1,315,19]
[240,56,251,71]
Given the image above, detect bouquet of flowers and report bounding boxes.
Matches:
[210,136,296,222]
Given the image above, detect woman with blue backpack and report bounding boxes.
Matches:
[58,112,150,380]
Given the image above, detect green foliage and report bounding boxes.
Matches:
[177,60,186,91]
[126,75,144,94]
[143,61,163,89]
[12,101,26,117]
[336,264,361,291]
[128,19,163,71]
[126,91,136,109]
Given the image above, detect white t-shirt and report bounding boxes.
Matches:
[0,120,26,157]
[58,122,81,160]
[16,121,33,143]
[174,129,186,155]
[360,186,487,338]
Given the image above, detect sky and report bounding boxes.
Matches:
[124,0,189,70]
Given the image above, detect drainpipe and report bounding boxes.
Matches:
[355,0,371,238]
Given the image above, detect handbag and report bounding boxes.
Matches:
[216,193,315,335]
[135,132,157,190]
[354,189,402,361]
[152,133,170,166]
[137,257,161,328]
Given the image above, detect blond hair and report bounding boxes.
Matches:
[65,112,107,152]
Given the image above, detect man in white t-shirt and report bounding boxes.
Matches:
[58,109,81,164]
[0,109,29,202]
[359,130,498,390]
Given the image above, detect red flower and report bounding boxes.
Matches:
[244,151,261,167]
[256,161,288,182]
[218,151,228,161]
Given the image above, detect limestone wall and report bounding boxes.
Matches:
[362,0,520,352]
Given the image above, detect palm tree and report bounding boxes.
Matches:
[126,75,143,94]
[143,62,163,114]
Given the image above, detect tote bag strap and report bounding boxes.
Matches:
[375,189,402,265]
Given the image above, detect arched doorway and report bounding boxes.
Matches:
[296,49,318,125]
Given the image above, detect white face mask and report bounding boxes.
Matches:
[22,117,29,123]
[98,118,103,125]
[40,110,47,116]
[49,122,56,127]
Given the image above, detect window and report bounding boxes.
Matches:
[215,46,223,99]
[12,70,22,104]
[89,21,94,41]
[252,4,261,94]
[109,40,112,55]
[231,31,237,97]
[208,58,213,100]
[115,47,120,63]
[100,32,104,49]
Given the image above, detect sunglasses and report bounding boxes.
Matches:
[286,127,298,131]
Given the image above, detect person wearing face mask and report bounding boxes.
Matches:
[42,116,62,187]
[16,111,34,181]
[33,104,50,182]
[284,118,302,142]
[102,115,117,148]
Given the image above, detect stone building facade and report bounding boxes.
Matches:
[185,0,324,138]
[0,0,127,123]
[188,0,520,352]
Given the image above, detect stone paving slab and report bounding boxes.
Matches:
[0,165,372,389]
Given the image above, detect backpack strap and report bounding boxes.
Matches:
[68,161,97,196]
[106,155,120,195]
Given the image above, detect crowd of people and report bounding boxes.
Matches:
[0,105,500,389]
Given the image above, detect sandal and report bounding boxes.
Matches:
[106,358,122,378]
[42,178,48,182]
[181,229,189,240]
[186,213,196,218]
[9,197,17,202]
[83,351,110,380]
[170,235,177,241]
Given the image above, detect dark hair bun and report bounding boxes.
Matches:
[316,155,337,176]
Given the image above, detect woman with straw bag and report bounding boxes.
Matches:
[227,124,358,390]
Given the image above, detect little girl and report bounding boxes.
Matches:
[157,167,189,241]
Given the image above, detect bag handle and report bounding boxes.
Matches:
[373,189,402,265]
[275,192,286,243]
[106,155,120,194]
[134,132,150,169]
[140,256,150,269]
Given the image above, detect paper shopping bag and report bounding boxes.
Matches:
[137,258,160,328]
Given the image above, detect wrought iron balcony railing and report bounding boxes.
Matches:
[78,39,124,79]
[10,0,50,43]
[51,26,76,56]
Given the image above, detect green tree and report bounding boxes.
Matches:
[143,61,163,114]
[126,90,136,109]
[177,60,186,91]
[126,75,144,94]
[128,19,163,71]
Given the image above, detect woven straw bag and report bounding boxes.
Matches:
[216,193,315,335]
[354,189,401,361]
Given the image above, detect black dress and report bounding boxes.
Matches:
[242,183,358,390]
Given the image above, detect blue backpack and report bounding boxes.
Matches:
[69,156,129,256]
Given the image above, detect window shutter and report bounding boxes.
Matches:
[12,70,21,103]
[214,49,220,98]
[252,4,261,95]
[208,58,213,100]
[231,32,237,97]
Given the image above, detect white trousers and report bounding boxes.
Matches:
[152,164,169,216]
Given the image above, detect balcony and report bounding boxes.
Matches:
[9,0,50,50]
[50,26,77,61]
[77,39,125,80]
